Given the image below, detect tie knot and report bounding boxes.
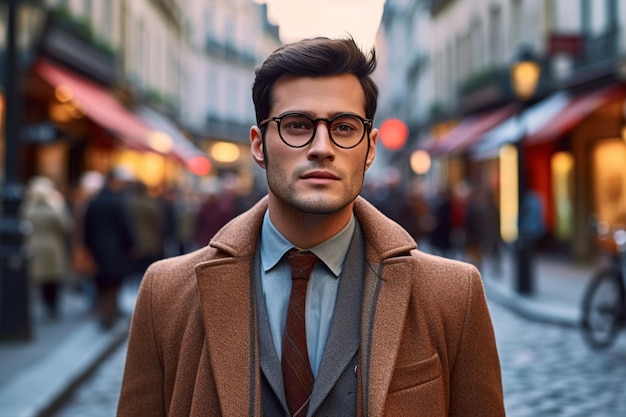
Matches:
[287,249,318,281]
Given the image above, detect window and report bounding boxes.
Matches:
[510,0,522,48]
[83,0,92,20]
[489,5,503,67]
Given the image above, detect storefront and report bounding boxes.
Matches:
[470,82,626,259]
[17,11,211,196]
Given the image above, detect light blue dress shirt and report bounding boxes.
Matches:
[260,210,355,377]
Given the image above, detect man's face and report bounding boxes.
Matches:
[250,74,377,216]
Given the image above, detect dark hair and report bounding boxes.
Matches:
[252,37,378,126]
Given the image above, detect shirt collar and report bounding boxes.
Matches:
[260,210,355,277]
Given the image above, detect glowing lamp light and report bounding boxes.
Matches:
[211,142,240,163]
[188,156,211,176]
[379,119,408,150]
[499,144,519,243]
[55,84,74,102]
[147,131,174,153]
[510,46,541,102]
[410,150,431,175]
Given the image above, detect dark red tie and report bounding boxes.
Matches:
[282,249,318,417]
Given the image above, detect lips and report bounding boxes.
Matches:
[300,170,339,180]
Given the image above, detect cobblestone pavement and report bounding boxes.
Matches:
[52,299,626,416]
[51,339,127,417]
[491,301,626,417]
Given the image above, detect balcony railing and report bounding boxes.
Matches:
[204,36,257,66]
[578,28,619,67]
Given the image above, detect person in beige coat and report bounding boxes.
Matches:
[21,176,73,320]
[118,37,504,416]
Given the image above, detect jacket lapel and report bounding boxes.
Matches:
[308,224,365,414]
[254,250,288,410]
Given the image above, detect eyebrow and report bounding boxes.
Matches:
[282,110,365,119]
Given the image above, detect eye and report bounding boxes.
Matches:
[282,115,314,135]
[331,115,360,136]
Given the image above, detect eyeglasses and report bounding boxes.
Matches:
[259,112,372,149]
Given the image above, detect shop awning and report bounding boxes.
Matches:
[472,92,570,158]
[526,83,626,145]
[472,83,626,159]
[33,59,152,150]
[418,103,519,156]
[135,106,211,175]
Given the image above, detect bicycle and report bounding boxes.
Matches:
[581,223,626,350]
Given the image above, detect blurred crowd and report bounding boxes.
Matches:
[19,169,263,329]
[362,172,504,275]
[19,167,524,329]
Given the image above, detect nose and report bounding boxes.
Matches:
[306,121,336,160]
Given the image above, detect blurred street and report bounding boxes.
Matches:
[42,252,626,417]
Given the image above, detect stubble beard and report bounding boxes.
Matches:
[264,159,365,215]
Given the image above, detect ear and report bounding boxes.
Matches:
[250,126,266,169]
[364,128,378,171]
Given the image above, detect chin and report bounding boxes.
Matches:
[292,194,355,215]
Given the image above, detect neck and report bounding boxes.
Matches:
[267,197,354,249]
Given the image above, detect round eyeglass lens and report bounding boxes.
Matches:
[329,115,365,147]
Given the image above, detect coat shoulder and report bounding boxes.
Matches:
[144,246,214,292]
[410,249,484,305]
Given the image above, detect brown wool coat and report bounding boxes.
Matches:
[117,196,505,417]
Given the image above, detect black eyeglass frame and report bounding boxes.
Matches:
[259,112,373,149]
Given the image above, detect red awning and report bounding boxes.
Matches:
[526,83,626,145]
[419,103,520,156]
[33,59,211,174]
[135,106,211,175]
[33,59,152,150]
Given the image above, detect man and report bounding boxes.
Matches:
[83,167,135,329]
[118,37,504,416]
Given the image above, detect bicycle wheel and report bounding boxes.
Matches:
[581,268,625,349]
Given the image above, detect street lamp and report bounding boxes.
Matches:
[510,45,541,295]
[0,0,45,340]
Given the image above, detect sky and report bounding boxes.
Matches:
[254,0,387,50]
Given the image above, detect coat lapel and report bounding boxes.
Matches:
[195,258,260,417]
[193,197,268,417]
[361,259,414,417]
[351,197,417,417]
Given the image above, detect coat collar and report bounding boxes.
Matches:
[206,195,417,263]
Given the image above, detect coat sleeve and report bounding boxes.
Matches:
[117,270,166,417]
[449,267,505,417]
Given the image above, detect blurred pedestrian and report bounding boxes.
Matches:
[83,167,136,329]
[159,185,180,258]
[174,188,200,254]
[428,186,454,257]
[70,171,104,304]
[408,182,436,246]
[482,189,503,275]
[127,181,165,276]
[375,169,418,241]
[464,187,488,269]
[450,181,471,258]
[21,176,74,320]
[194,180,237,247]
